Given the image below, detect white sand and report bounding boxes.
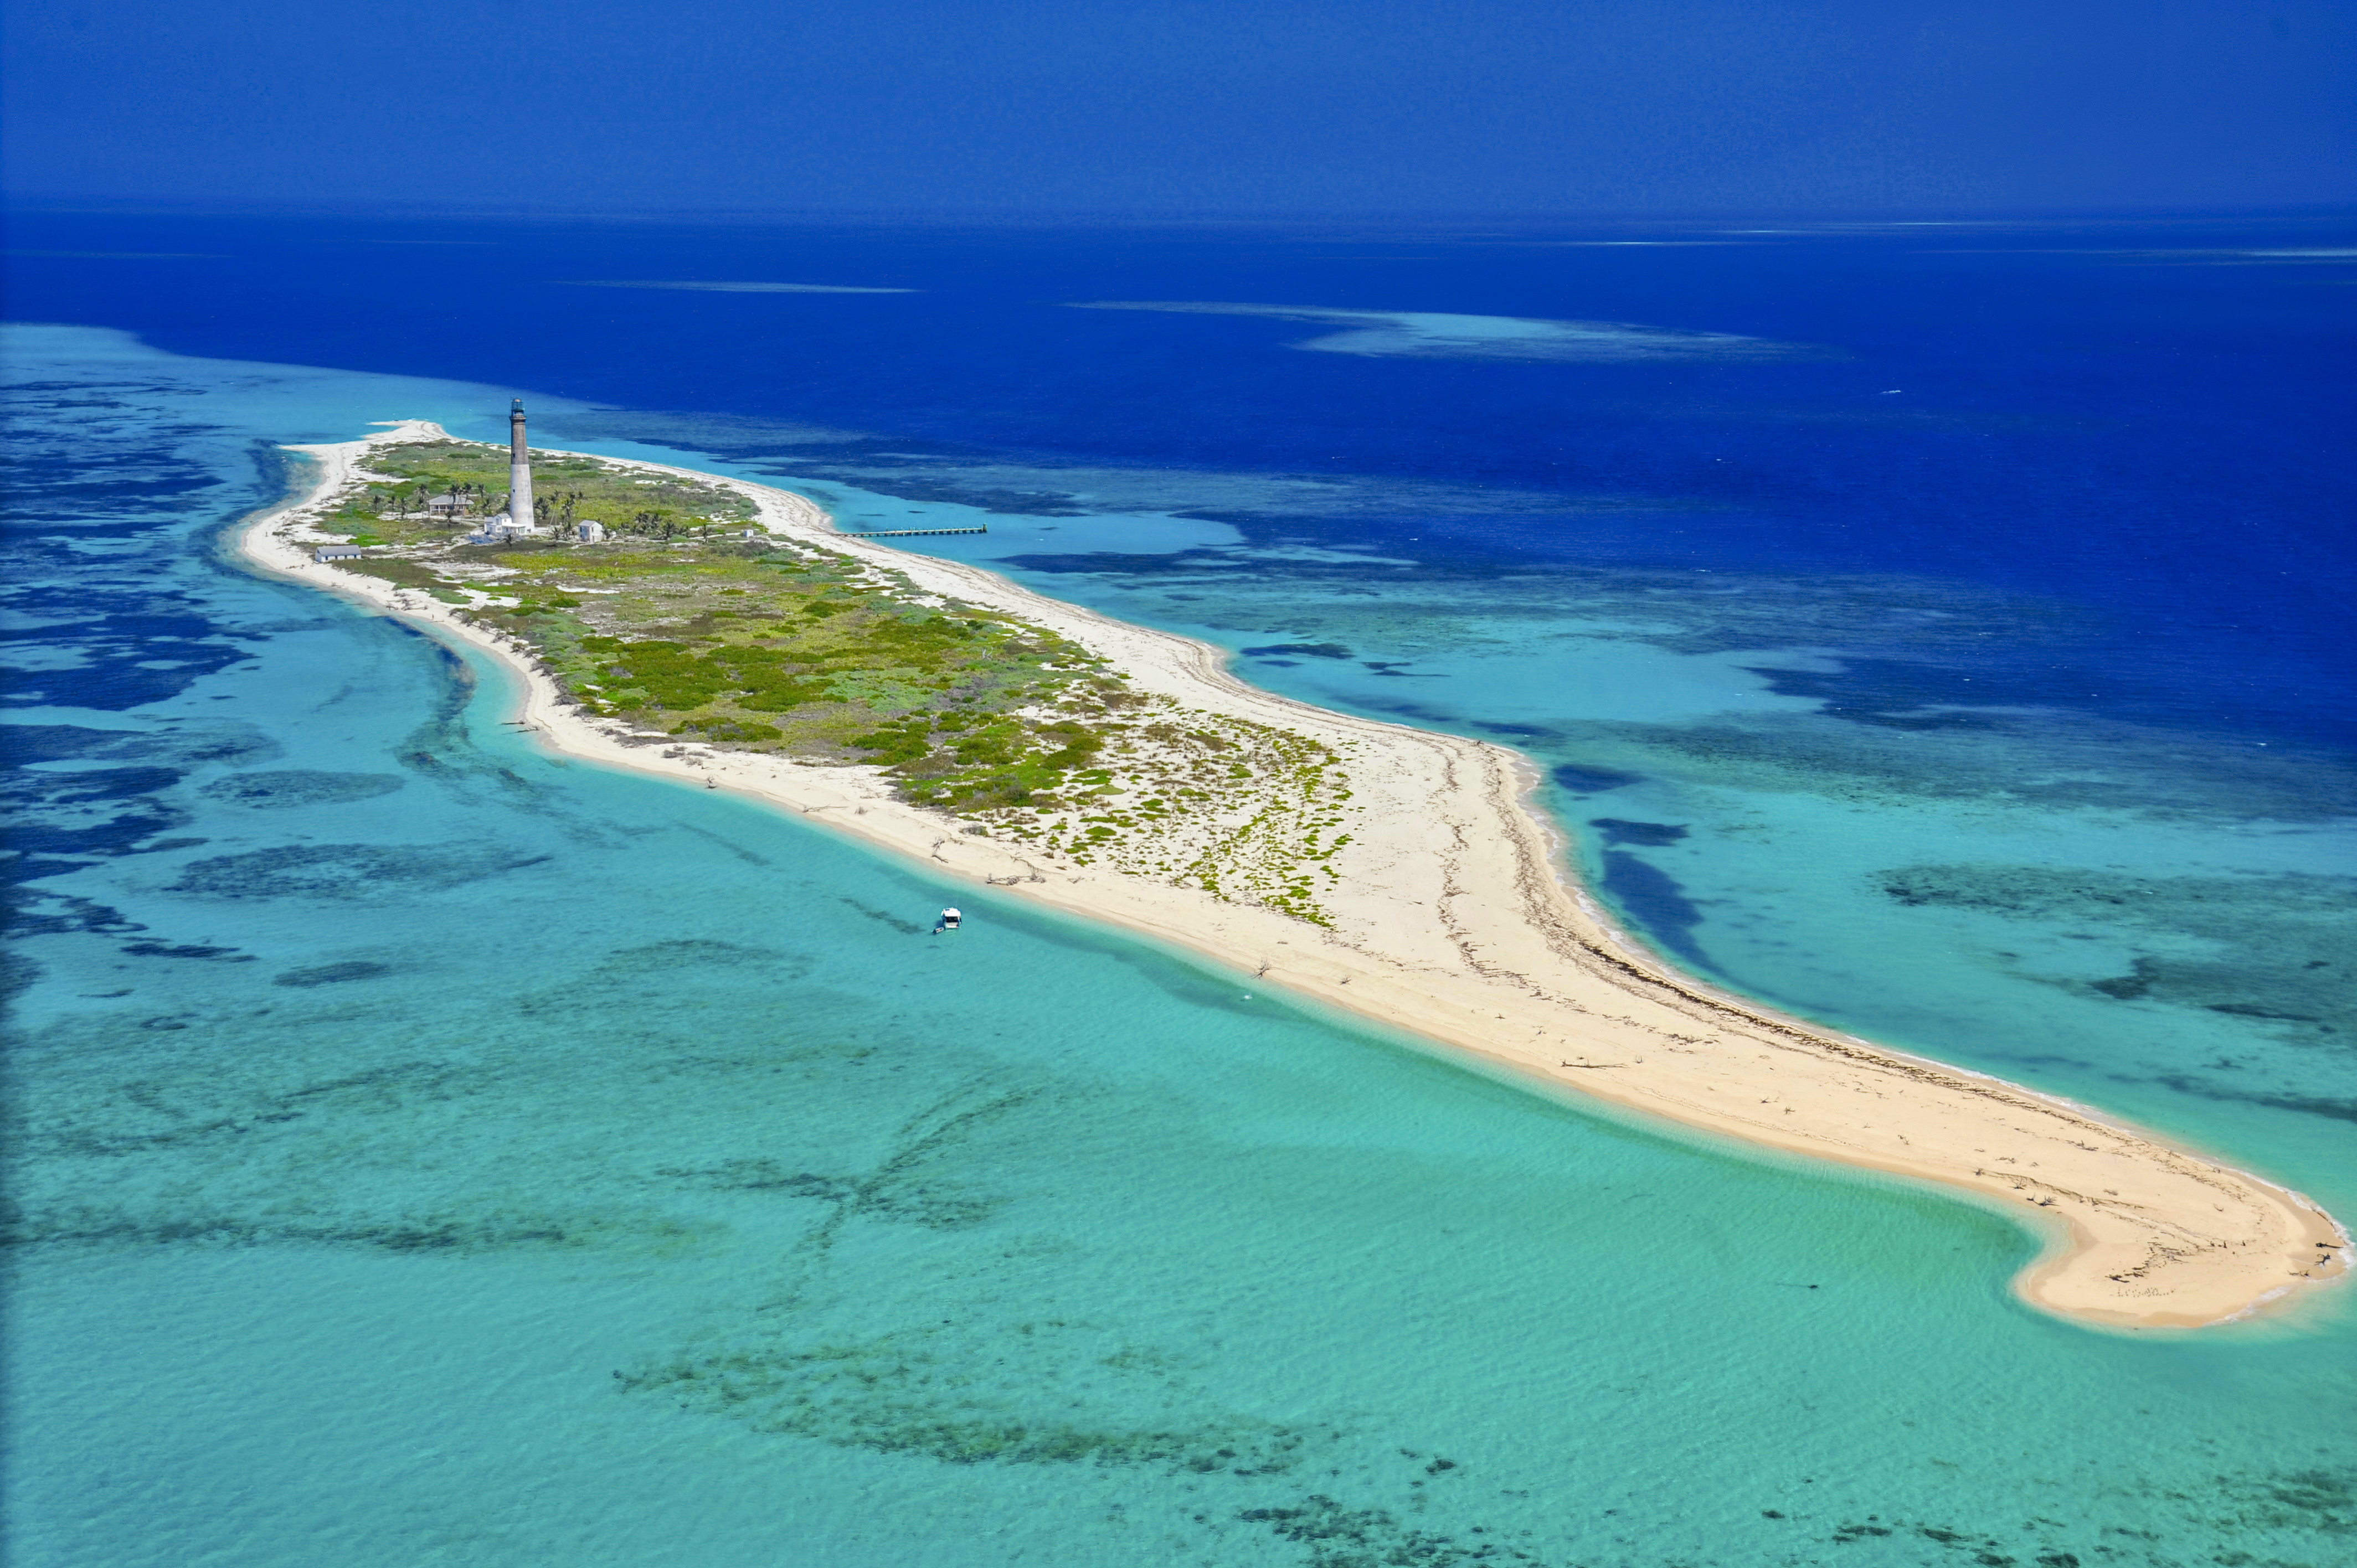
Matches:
[241,424,2347,1329]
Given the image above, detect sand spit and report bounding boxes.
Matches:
[241,423,2346,1330]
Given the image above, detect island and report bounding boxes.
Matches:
[239,419,2347,1330]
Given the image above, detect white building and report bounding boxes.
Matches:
[464,512,541,545]
[575,520,606,543]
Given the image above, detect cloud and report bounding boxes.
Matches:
[564,280,918,293]
[1067,301,1808,362]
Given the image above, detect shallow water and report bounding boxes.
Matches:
[6,213,2356,1566]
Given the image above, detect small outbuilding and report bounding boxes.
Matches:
[314,544,366,561]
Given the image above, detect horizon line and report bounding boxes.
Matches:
[7,195,2356,230]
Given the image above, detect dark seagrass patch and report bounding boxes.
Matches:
[165,844,549,900]
[198,771,406,809]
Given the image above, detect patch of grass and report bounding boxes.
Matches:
[335,556,466,602]
[341,438,757,543]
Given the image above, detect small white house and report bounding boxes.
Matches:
[575,520,606,543]
[315,544,365,561]
[464,513,534,545]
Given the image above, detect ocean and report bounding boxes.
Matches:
[4,211,2353,1565]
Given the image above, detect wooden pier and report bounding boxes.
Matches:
[836,525,989,539]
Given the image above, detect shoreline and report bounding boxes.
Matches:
[241,422,2347,1330]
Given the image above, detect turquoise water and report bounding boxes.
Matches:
[7,328,2355,1565]
[573,440,2357,1229]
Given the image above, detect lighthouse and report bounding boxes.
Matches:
[508,398,534,531]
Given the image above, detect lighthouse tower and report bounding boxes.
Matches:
[508,398,534,531]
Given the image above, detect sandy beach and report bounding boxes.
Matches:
[241,423,2346,1330]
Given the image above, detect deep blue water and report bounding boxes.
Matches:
[5,213,2355,1564]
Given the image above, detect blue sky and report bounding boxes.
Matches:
[5,1,2352,215]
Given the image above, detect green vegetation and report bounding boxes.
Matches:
[310,437,1350,925]
[536,550,1129,792]
[323,437,757,544]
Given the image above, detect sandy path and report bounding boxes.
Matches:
[239,423,2346,1329]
